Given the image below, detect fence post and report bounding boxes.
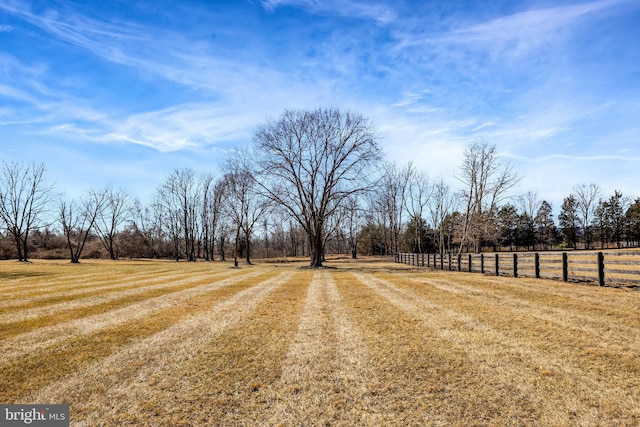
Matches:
[562,253,568,282]
[481,254,484,274]
[468,254,472,272]
[534,253,540,279]
[597,252,605,287]
[513,253,518,278]
[422,253,425,267]
[495,253,500,276]
[448,253,452,270]
[440,253,444,270]
[457,254,461,271]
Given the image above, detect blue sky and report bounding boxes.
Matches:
[1,0,639,213]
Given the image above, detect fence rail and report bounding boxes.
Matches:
[395,251,640,287]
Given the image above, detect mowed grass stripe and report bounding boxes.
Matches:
[353,271,567,423]
[0,266,106,290]
[25,270,294,423]
[0,269,255,340]
[468,272,640,315]
[265,270,372,426]
[74,269,309,426]
[0,269,267,363]
[389,273,640,397]
[0,259,228,301]
[0,268,284,403]
[0,268,187,308]
[409,274,640,354]
[355,271,639,426]
[0,268,238,322]
[0,261,175,294]
[341,271,535,426]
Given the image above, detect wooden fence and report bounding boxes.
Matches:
[395,251,640,287]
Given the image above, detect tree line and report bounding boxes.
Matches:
[2,108,639,265]
[364,142,640,255]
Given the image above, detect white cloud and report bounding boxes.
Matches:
[100,104,263,152]
[0,84,38,104]
[505,153,640,163]
[394,0,638,66]
[257,0,396,23]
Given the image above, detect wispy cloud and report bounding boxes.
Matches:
[0,84,39,104]
[506,153,640,163]
[100,104,265,152]
[398,0,634,56]
[0,1,252,94]
[257,0,396,23]
[452,0,627,52]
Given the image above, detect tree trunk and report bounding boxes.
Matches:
[14,232,24,262]
[310,233,324,267]
[219,235,226,261]
[21,233,30,262]
[233,226,240,268]
[245,233,251,264]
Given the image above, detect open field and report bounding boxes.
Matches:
[1,258,639,426]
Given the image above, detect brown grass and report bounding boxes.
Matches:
[1,259,639,426]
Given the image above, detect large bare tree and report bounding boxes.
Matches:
[404,165,432,254]
[199,173,222,261]
[574,183,601,249]
[220,150,270,267]
[377,161,413,255]
[93,187,133,260]
[343,195,363,259]
[155,170,200,262]
[254,108,380,267]
[429,177,458,254]
[59,190,105,263]
[457,141,519,253]
[0,161,53,261]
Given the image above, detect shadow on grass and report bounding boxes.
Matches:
[0,271,50,280]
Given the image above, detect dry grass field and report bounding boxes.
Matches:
[1,258,639,426]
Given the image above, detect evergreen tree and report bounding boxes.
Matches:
[496,204,518,251]
[535,200,557,250]
[626,198,640,247]
[559,195,579,249]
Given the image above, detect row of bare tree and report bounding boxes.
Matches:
[0,108,381,266]
[2,108,639,265]
[348,140,640,255]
